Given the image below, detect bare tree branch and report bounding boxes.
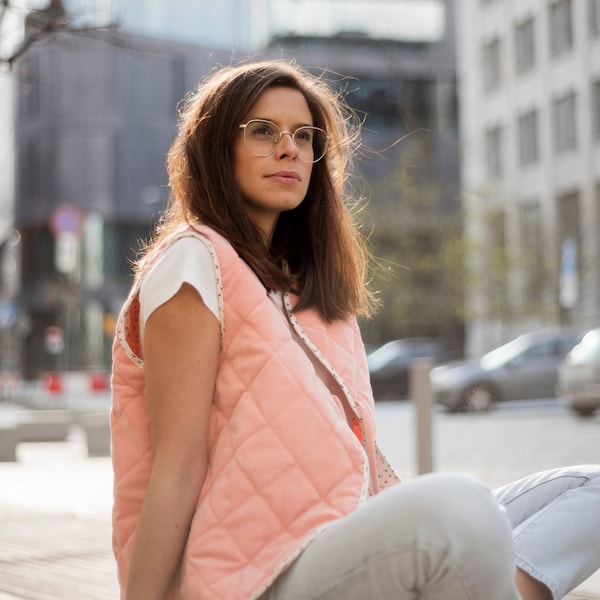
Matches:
[1,0,117,68]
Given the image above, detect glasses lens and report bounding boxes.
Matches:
[294,127,328,163]
[241,120,329,162]
[244,120,278,157]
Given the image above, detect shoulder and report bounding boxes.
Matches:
[139,233,222,328]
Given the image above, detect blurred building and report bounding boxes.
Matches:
[456,0,600,355]
[1,17,232,378]
[0,0,456,378]
[265,30,458,211]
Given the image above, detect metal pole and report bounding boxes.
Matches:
[410,358,434,474]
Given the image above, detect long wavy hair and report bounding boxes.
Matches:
[136,60,378,321]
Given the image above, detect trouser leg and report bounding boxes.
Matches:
[261,473,519,600]
[493,464,600,600]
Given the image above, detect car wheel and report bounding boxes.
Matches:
[463,384,495,412]
[571,405,598,417]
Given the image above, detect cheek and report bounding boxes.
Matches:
[233,161,260,205]
[232,146,250,189]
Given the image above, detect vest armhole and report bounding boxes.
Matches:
[118,291,144,367]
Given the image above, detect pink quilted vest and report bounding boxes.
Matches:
[111,223,399,600]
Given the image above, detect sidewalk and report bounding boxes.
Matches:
[0,428,117,600]
[0,508,116,600]
[0,413,598,599]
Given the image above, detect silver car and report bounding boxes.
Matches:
[431,328,583,412]
[557,328,600,417]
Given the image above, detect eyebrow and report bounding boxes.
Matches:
[251,117,314,129]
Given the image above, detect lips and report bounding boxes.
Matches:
[267,171,301,183]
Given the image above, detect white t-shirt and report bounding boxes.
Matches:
[139,237,220,335]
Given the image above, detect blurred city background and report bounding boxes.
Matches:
[1,0,599,383]
[0,1,599,598]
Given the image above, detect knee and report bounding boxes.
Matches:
[393,473,514,556]
[374,473,517,593]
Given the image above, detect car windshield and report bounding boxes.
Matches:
[567,330,600,365]
[367,341,411,370]
[480,336,529,370]
[367,340,439,370]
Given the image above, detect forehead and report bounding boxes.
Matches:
[245,86,313,124]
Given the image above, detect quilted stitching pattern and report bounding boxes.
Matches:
[111,223,397,600]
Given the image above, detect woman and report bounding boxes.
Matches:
[111,60,600,600]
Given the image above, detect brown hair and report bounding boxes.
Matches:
[137,60,377,321]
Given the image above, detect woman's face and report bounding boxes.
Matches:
[233,86,315,241]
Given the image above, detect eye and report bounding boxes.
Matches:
[294,127,314,144]
[248,121,276,139]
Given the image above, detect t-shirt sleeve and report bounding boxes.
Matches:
[139,236,220,336]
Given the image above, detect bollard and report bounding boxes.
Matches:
[79,413,111,457]
[409,358,434,474]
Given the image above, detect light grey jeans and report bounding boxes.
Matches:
[259,466,600,600]
[493,464,600,599]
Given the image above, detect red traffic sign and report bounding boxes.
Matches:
[50,204,84,238]
[44,325,65,354]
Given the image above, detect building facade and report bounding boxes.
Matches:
[5,30,232,377]
[456,0,600,355]
[1,0,457,378]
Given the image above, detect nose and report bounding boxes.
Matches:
[275,131,299,158]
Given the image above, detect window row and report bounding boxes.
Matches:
[485,81,600,176]
[483,0,600,91]
[483,186,600,311]
[516,192,582,308]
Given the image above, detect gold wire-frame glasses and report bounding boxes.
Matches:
[238,119,329,163]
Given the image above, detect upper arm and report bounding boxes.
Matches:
[140,236,221,337]
[142,282,220,477]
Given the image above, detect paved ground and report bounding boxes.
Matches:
[374,400,600,599]
[0,398,598,599]
[0,428,117,600]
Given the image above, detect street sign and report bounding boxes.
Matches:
[559,237,578,309]
[55,231,79,274]
[50,204,84,239]
[44,325,64,354]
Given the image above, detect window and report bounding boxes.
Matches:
[590,0,600,36]
[515,17,536,73]
[557,191,581,309]
[483,209,509,317]
[519,202,545,304]
[103,224,151,277]
[483,36,502,91]
[552,91,577,153]
[518,110,539,165]
[20,227,55,286]
[549,0,573,56]
[485,126,504,177]
[348,78,427,131]
[593,80,600,140]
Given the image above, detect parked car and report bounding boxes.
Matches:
[557,327,600,417]
[430,328,584,412]
[368,338,460,399]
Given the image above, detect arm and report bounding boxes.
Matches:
[125,283,220,600]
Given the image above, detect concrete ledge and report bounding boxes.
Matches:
[78,413,111,457]
[0,425,19,461]
[17,410,74,443]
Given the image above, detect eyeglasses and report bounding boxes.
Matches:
[238,119,329,163]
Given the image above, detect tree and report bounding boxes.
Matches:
[0,0,115,68]
[359,134,466,347]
